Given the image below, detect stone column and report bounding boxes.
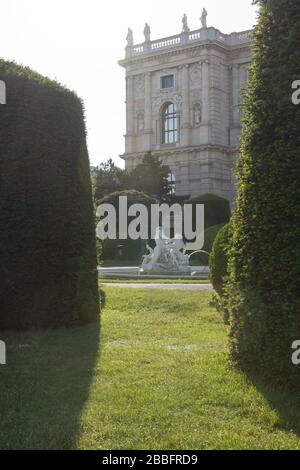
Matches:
[201,60,210,122]
[201,60,210,143]
[231,65,241,147]
[143,72,152,150]
[125,74,134,153]
[232,65,240,125]
[181,64,190,147]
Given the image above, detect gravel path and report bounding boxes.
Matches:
[101,283,213,291]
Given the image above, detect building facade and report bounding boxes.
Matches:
[119,19,252,205]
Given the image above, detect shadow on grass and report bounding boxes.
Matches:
[99,288,107,310]
[0,314,102,449]
[247,375,300,437]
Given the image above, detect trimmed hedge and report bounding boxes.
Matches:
[99,189,158,209]
[185,193,231,230]
[98,190,158,262]
[189,224,225,265]
[209,224,230,296]
[227,1,300,388]
[0,60,99,330]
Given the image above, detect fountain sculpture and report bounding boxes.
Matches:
[141,227,192,274]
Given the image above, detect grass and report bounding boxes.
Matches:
[99,278,209,284]
[1,287,300,450]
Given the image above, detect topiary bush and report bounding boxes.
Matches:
[227,1,300,389]
[0,60,99,330]
[189,224,225,266]
[97,190,158,263]
[209,224,230,297]
[185,193,231,230]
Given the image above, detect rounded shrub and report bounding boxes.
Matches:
[185,193,231,230]
[189,224,225,265]
[0,60,99,330]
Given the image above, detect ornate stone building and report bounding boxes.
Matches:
[119,15,252,204]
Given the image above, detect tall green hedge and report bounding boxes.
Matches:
[227,1,300,388]
[209,224,230,297]
[0,60,99,330]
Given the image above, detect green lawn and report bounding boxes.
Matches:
[100,278,209,284]
[1,288,300,450]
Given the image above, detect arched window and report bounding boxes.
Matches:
[162,102,178,144]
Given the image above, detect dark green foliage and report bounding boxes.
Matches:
[209,224,230,296]
[94,158,124,201]
[128,152,172,200]
[93,153,172,202]
[227,1,300,388]
[185,193,231,230]
[94,152,173,201]
[0,60,99,330]
[204,224,226,253]
[97,190,157,262]
[99,189,158,209]
[189,224,224,265]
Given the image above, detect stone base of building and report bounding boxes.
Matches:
[122,145,237,205]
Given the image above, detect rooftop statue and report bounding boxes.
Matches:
[201,8,208,28]
[126,28,134,47]
[182,14,190,33]
[143,23,151,42]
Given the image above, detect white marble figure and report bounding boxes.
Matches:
[182,14,190,33]
[137,113,144,133]
[201,8,208,28]
[141,228,191,273]
[126,28,134,47]
[144,23,151,42]
[194,103,202,126]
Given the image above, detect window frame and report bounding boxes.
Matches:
[161,102,179,145]
[161,74,175,90]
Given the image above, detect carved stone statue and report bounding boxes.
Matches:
[194,103,202,126]
[137,113,144,133]
[141,227,191,273]
[144,23,151,42]
[182,14,190,33]
[126,28,134,47]
[201,8,208,28]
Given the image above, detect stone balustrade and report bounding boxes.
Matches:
[125,27,252,59]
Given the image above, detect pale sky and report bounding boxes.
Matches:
[0,0,257,167]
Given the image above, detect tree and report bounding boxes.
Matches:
[93,153,172,202]
[227,0,300,388]
[94,158,124,201]
[129,152,171,199]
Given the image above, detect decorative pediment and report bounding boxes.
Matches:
[152,93,182,113]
